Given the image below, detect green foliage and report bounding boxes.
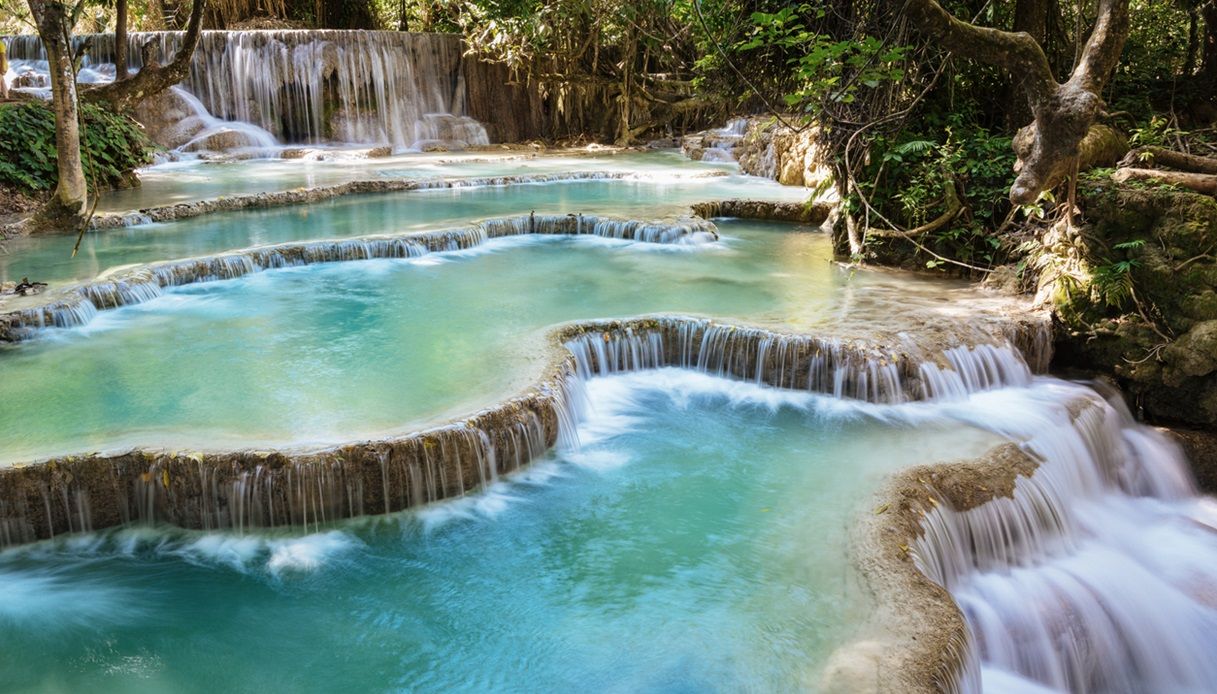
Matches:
[0,102,152,194]
[859,114,1017,268]
[736,2,908,114]
[1092,240,1147,309]
[1130,115,1186,148]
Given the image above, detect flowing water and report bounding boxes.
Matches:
[910,381,1217,694]
[0,371,1002,693]
[3,31,487,152]
[94,150,737,212]
[0,156,796,287]
[0,55,1213,688]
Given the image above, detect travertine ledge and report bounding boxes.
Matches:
[0,312,1051,547]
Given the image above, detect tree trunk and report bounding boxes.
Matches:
[1203,3,1217,87]
[904,0,1130,205]
[1014,0,1049,44]
[85,0,206,111]
[1008,0,1051,127]
[1185,4,1199,77]
[114,0,129,80]
[617,27,636,146]
[0,41,8,100]
[28,0,89,230]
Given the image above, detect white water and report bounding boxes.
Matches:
[2,31,489,152]
[909,376,1217,693]
[569,345,1217,693]
[168,86,280,154]
[692,117,749,163]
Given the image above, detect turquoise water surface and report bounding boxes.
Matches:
[0,221,978,464]
[0,371,998,693]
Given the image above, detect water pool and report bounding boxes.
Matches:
[96,150,738,212]
[0,164,807,287]
[6,145,1210,694]
[0,221,993,464]
[0,371,1000,693]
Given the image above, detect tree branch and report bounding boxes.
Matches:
[1070,0,1131,92]
[903,0,1131,205]
[904,0,1057,108]
[84,0,205,112]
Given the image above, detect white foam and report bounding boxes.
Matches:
[265,531,361,575]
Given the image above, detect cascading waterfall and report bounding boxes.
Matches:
[2,31,489,151]
[0,362,579,546]
[0,312,1047,546]
[167,86,280,152]
[910,381,1217,693]
[563,317,1046,404]
[701,117,749,162]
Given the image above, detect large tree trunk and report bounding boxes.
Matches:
[85,0,205,111]
[1013,0,1049,42]
[1007,0,1050,127]
[1203,2,1217,87]
[29,0,89,230]
[904,0,1130,205]
[114,0,129,80]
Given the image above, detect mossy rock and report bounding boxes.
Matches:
[1051,183,1217,428]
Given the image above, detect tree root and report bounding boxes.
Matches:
[1120,146,1217,174]
[1111,168,1217,195]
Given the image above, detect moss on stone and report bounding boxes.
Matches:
[1051,182,1217,428]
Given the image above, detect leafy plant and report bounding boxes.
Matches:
[1129,115,1185,148]
[1091,239,1147,308]
[0,101,153,194]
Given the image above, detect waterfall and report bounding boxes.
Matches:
[563,317,1047,404]
[0,313,1046,546]
[685,117,750,163]
[909,383,1217,693]
[167,86,280,153]
[3,31,489,152]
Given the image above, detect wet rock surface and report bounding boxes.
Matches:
[692,199,831,225]
[1166,427,1217,493]
[822,444,1039,694]
[681,116,832,189]
[736,118,830,187]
